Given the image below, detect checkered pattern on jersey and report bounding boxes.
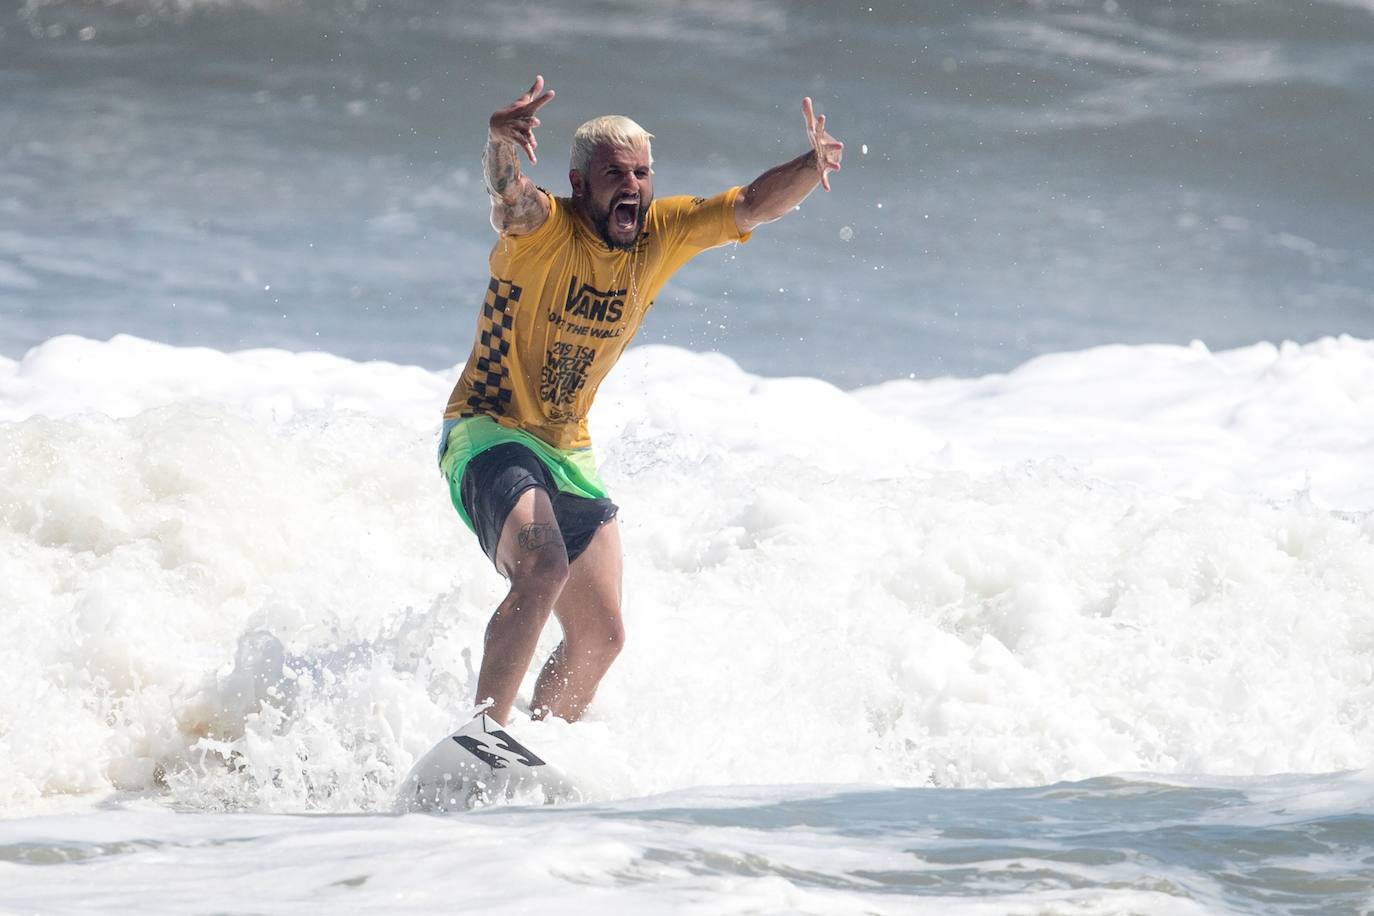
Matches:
[461,277,521,417]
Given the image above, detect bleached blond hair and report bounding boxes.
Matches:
[569,115,654,176]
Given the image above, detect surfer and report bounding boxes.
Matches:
[438,75,843,725]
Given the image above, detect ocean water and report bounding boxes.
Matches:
[1,334,1372,912]
[2,776,1372,914]
[3,0,1373,382]
[4,1,1374,913]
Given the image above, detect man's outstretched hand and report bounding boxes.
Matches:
[490,75,555,164]
[802,97,843,191]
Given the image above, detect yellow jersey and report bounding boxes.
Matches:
[443,186,751,449]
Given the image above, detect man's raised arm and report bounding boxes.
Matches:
[484,75,555,236]
[735,97,845,235]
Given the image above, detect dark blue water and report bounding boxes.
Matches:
[577,775,1374,913]
[3,0,1373,385]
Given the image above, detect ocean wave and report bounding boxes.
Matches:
[1,335,1370,813]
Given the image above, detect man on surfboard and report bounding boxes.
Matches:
[438,75,843,726]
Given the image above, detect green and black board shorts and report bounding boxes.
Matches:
[439,416,618,566]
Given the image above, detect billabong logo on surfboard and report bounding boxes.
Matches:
[452,727,546,770]
[397,713,574,812]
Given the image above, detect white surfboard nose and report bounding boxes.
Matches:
[398,714,577,812]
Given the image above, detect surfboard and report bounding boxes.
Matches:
[397,713,575,812]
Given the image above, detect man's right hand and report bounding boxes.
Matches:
[489,75,555,165]
[483,76,554,234]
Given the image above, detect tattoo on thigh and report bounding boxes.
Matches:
[518,523,564,552]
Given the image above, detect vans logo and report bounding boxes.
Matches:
[563,277,625,324]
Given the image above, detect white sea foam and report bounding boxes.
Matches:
[1,334,1372,818]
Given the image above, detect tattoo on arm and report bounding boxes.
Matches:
[483,141,523,200]
[483,140,548,234]
[518,523,564,552]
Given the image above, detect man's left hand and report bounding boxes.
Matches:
[802,97,844,191]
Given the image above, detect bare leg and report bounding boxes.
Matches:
[475,487,569,725]
[532,518,625,722]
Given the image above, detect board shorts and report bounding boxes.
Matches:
[438,416,618,566]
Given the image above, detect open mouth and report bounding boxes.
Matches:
[612,199,639,234]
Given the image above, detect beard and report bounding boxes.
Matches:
[591,192,652,251]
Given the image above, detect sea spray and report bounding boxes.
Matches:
[2,336,1371,815]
